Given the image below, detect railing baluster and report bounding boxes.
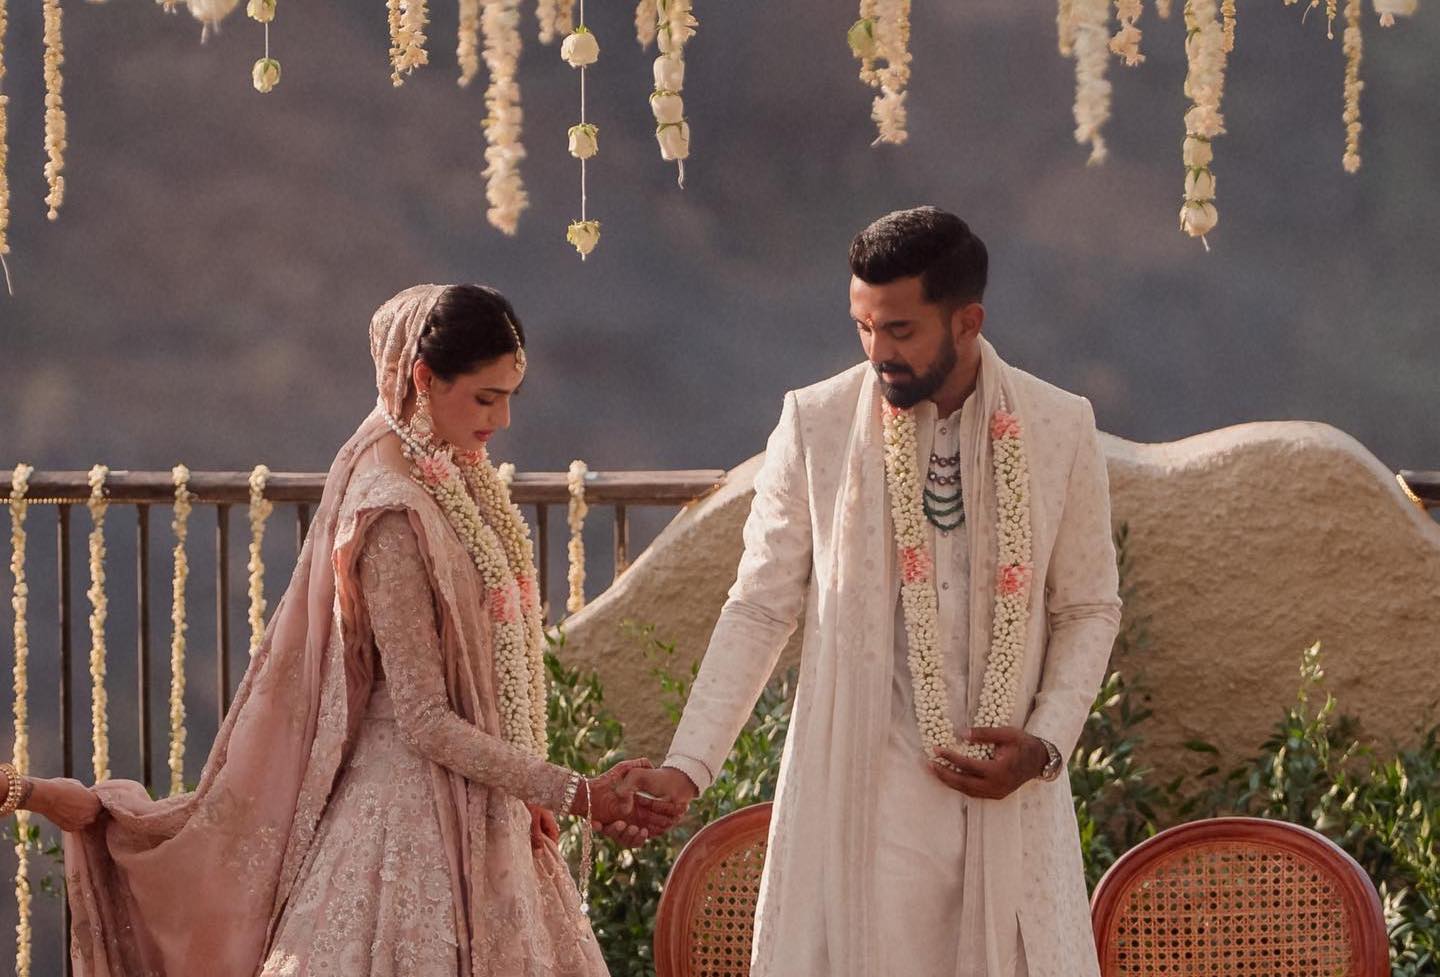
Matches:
[614,504,630,580]
[137,505,153,791]
[216,504,232,720]
[297,503,311,551]
[535,504,550,622]
[57,504,74,977]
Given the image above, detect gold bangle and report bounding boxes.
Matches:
[0,762,24,818]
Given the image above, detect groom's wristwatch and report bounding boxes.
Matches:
[1037,737,1064,782]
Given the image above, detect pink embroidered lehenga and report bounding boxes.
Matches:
[62,285,609,977]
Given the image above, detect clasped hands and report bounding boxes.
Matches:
[528,759,695,851]
[928,726,1051,799]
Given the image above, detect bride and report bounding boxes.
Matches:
[0,283,673,976]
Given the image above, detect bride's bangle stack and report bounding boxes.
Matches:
[0,762,27,818]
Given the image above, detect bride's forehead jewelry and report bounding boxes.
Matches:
[504,314,528,375]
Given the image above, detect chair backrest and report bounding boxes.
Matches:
[1090,816,1389,977]
[654,801,773,977]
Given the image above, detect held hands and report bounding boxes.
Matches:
[929,727,1050,800]
[570,758,683,848]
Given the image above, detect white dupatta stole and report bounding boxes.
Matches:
[752,338,1031,977]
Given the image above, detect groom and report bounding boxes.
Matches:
[633,207,1122,977]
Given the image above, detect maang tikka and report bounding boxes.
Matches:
[504,314,528,376]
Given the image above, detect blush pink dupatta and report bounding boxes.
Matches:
[64,285,604,977]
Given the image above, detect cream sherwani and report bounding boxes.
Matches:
[664,339,1122,977]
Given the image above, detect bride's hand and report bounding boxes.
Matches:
[527,802,560,850]
[25,777,101,832]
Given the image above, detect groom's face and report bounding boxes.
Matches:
[850,274,961,409]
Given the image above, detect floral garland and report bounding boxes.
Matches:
[168,465,192,796]
[1374,0,1417,27]
[187,0,240,40]
[562,12,601,257]
[647,0,696,184]
[389,0,429,86]
[1056,0,1076,55]
[1179,0,1226,243]
[1341,0,1363,173]
[497,461,516,487]
[9,464,33,977]
[458,0,481,86]
[537,0,576,44]
[1222,0,1237,50]
[848,0,910,144]
[248,0,281,94]
[481,0,528,234]
[383,411,548,754]
[634,0,658,46]
[1110,0,1146,66]
[87,465,109,782]
[42,0,65,221]
[566,460,588,614]
[1071,0,1113,163]
[882,397,1033,762]
[247,465,272,656]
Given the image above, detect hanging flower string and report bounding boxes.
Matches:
[1341,0,1363,173]
[634,0,658,45]
[248,0,280,94]
[871,0,912,144]
[9,464,33,977]
[247,465,272,656]
[537,0,576,44]
[458,0,481,85]
[167,466,192,795]
[87,465,110,782]
[481,0,528,234]
[1057,0,1076,55]
[0,0,12,296]
[1070,0,1113,164]
[566,460,588,614]
[389,0,429,85]
[646,0,696,185]
[563,7,600,258]
[1373,0,1417,26]
[1222,0,1237,50]
[42,0,66,221]
[1179,0,1226,245]
[1110,0,1146,66]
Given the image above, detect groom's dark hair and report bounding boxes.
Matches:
[848,206,988,306]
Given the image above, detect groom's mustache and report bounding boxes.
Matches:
[874,361,914,378]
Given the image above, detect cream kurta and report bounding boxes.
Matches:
[665,342,1120,977]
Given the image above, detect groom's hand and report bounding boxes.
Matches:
[628,766,698,833]
[929,727,1049,800]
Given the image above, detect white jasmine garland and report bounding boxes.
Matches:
[1373,0,1416,25]
[867,0,912,144]
[1110,0,1145,65]
[247,465,272,656]
[389,0,429,86]
[42,0,65,220]
[10,464,33,977]
[634,0,658,46]
[566,460,588,614]
[1071,0,1113,164]
[384,410,548,755]
[87,465,110,781]
[458,0,481,85]
[1058,0,1076,55]
[1342,0,1363,172]
[882,397,1034,763]
[168,465,192,796]
[481,0,528,234]
[497,462,516,487]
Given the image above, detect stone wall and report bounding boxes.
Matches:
[560,422,1440,779]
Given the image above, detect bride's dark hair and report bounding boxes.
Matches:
[417,284,528,380]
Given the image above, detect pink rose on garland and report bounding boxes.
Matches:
[518,575,538,614]
[415,452,457,487]
[990,410,1022,441]
[996,562,1033,597]
[900,545,933,584]
[488,581,523,624]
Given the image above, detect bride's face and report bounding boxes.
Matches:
[412,356,525,454]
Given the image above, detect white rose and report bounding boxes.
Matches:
[1182,136,1213,168]
[567,123,599,160]
[1185,168,1216,202]
[653,54,685,92]
[657,120,691,161]
[189,0,240,26]
[566,219,601,257]
[1180,200,1219,237]
[252,57,281,94]
[650,91,685,125]
[1373,0,1416,22]
[246,0,276,23]
[561,28,599,67]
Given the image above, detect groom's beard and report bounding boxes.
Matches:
[875,340,958,409]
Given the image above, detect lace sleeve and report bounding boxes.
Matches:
[359,510,576,812]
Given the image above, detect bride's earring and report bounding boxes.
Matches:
[412,387,436,446]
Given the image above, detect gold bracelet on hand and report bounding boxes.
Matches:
[0,762,25,818]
